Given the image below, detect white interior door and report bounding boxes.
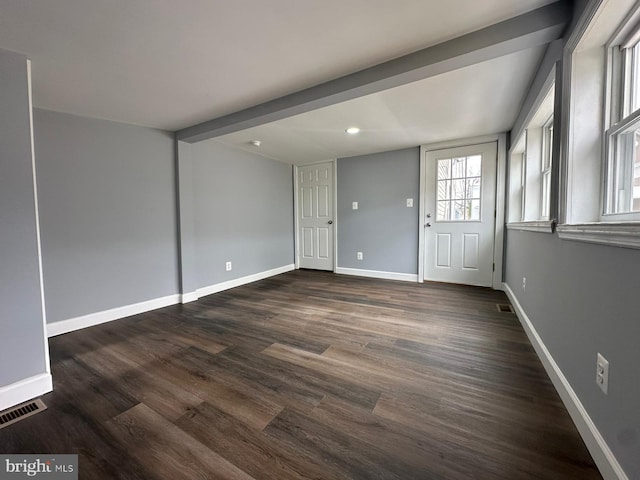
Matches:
[423,142,497,287]
[297,162,334,271]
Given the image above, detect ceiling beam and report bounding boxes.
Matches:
[176,1,570,143]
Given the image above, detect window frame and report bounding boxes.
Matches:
[507,135,526,224]
[520,150,527,222]
[507,75,556,233]
[555,0,640,249]
[435,156,483,222]
[541,114,554,220]
[604,13,640,220]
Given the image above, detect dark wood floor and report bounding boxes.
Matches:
[1,270,601,479]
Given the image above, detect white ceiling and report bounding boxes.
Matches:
[216,47,545,164]
[0,0,556,161]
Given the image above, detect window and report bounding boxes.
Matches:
[541,115,554,219]
[508,137,526,223]
[436,156,482,221]
[507,81,555,229]
[606,21,640,217]
[520,151,527,221]
[556,0,640,248]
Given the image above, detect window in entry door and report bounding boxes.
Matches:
[436,155,482,221]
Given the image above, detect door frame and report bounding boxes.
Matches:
[418,134,507,290]
[293,159,338,271]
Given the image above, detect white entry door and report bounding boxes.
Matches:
[423,142,497,287]
[297,161,334,271]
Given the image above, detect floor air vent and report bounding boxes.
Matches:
[0,399,47,430]
[496,303,515,313]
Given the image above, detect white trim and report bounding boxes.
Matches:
[335,267,418,283]
[506,220,556,233]
[420,133,504,152]
[0,373,52,412]
[333,159,338,273]
[180,292,199,304]
[197,264,295,298]
[293,165,300,269]
[27,60,51,374]
[493,133,507,290]
[418,145,426,283]
[47,294,181,337]
[47,265,296,337]
[556,222,640,248]
[503,283,629,480]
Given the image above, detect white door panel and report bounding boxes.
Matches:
[298,162,334,271]
[424,143,496,287]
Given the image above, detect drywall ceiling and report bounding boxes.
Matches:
[215,46,545,164]
[0,0,556,134]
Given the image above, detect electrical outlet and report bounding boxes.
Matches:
[522,277,526,291]
[225,261,232,271]
[352,201,358,210]
[356,252,363,260]
[596,353,609,394]
[406,198,414,207]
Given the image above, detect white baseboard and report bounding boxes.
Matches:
[47,293,181,337]
[197,264,295,298]
[46,265,296,337]
[180,292,199,304]
[503,283,628,480]
[335,267,418,283]
[0,373,52,412]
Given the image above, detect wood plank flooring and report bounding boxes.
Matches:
[0,270,602,479]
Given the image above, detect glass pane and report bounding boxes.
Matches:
[466,155,482,177]
[437,158,451,180]
[542,172,551,218]
[452,200,465,220]
[451,158,465,178]
[437,201,450,221]
[437,180,450,200]
[633,44,640,113]
[435,153,484,221]
[468,200,481,220]
[634,130,640,211]
[543,123,554,170]
[451,179,465,199]
[613,126,640,213]
[467,177,481,199]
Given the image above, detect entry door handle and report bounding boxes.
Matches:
[328,220,333,225]
[425,222,431,227]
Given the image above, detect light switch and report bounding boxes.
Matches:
[406,198,414,207]
[352,201,358,210]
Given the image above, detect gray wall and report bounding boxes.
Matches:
[504,231,640,478]
[191,140,294,288]
[0,49,49,386]
[504,2,639,476]
[337,148,420,274]
[34,110,180,323]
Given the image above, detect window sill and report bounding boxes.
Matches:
[556,222,640,249]
[506,220,555,233]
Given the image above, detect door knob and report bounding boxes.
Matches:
[328,220,333,225]
[426,213,431,218]
[425,222,431,227]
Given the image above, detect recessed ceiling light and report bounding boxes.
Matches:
[250,140,261,147]
[345,127,360,135]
